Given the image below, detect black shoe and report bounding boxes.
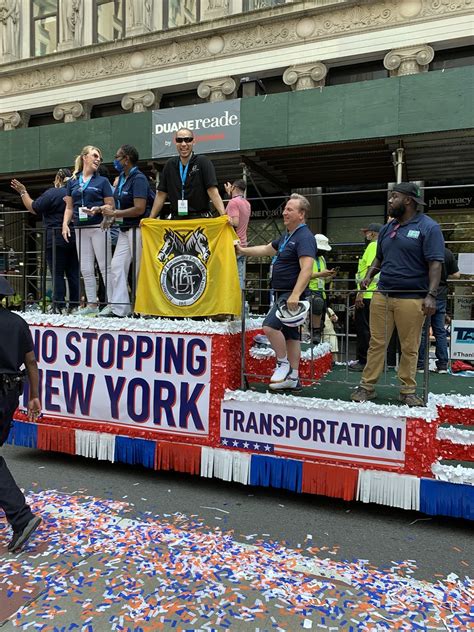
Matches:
[348,362,366,372]
[8,515,42,553]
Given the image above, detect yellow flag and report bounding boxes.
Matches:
[135,216,241,317]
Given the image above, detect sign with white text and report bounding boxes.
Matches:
[451,319,474,360]
[220,400,406,467]
[152,99,241,158]
[24,327,211,437]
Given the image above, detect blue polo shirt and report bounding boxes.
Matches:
[114,167,155,231]
[376,213,445,298]
[66,172,114,226]
[271,224,316,294]
[32,185,74,247]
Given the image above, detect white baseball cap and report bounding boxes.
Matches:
[315,234,331,251]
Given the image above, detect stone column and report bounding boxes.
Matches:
[197,77,237,102]
[58,0,84,51]
[0,111,29,131]
[283,62,328,91]
[383,45,434,77]
[53,101,90,123]
[0,0,21,63]
[121,90,160,113]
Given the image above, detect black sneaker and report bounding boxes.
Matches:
[8,515,42,553]
[348,362,366,372]
[436,366,448,374]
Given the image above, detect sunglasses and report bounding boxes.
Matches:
[175,137,194,144]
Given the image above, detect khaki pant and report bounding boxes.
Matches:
[360,293,425,394]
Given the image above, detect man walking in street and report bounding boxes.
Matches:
[0,277,42,552]
[236,194,316,392]
[349,223,382,371]
[417,247,460,374]
[224,179,251,289]
[351,183,444,407]
[149,128,226,220]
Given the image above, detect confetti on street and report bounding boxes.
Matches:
[0,490,472,630]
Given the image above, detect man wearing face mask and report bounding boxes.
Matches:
[351,183,444,407]
[349,223,382,371]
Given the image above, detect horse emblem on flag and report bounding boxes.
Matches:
[157,227,211,306]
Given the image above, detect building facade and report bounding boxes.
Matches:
[0,0,473,309]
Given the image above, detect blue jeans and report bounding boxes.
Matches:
[418,296,448,369]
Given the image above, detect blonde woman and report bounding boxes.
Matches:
[62,146,114,315]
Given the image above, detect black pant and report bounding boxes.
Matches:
[0,383,34,532]
[355,298,371,365]
[46,243,80,310]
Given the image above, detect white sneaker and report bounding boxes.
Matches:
[270,361,291,383]
[98,305,114,317]
[270,377,302,392]
[78,306,99,316]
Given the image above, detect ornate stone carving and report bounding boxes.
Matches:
[283,62,328,90]
[121,90,160,113]
[0,111,29,131]
[126,0,153,37]
[1,0,472,97]
[58,0,84,51]
[53,101,90,123]
[384,45,435,76]
[197,77,237,102]
[0,0,20,63]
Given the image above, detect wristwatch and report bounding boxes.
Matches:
[427,290,438,298]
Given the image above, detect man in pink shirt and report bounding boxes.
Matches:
[225,179,251,288]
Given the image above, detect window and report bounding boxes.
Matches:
[31,0,58,57]
[94,0,125,43]
[165,0,199,29]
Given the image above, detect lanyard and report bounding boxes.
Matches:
[116,167,137,210]
[179,160,190,200]
[277,223,306,256]
[78,174,92,207]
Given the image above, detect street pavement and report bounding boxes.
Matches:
[0,445,472,631]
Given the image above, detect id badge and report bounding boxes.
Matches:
[78,206,89,221]
[178,199,188,216]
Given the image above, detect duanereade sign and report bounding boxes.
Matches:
[152,100,241,158]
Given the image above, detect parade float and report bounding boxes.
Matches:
[9,218,474,520]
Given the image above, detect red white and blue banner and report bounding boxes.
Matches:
[24,326,212,438]
[220,400,406,468]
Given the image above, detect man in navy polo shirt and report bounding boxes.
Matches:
[236,194,316,392]
[351,183,444,407]
[149,127,225,220]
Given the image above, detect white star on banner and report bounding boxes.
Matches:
[222,439,228,445]
[233,440,239,447]
[253,443,260,450]
[264,445,271,451]
[243,442,250,449]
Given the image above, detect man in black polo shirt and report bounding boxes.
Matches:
[351,183,444,407]
[149,128,225,220]
[0,277,42,552]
